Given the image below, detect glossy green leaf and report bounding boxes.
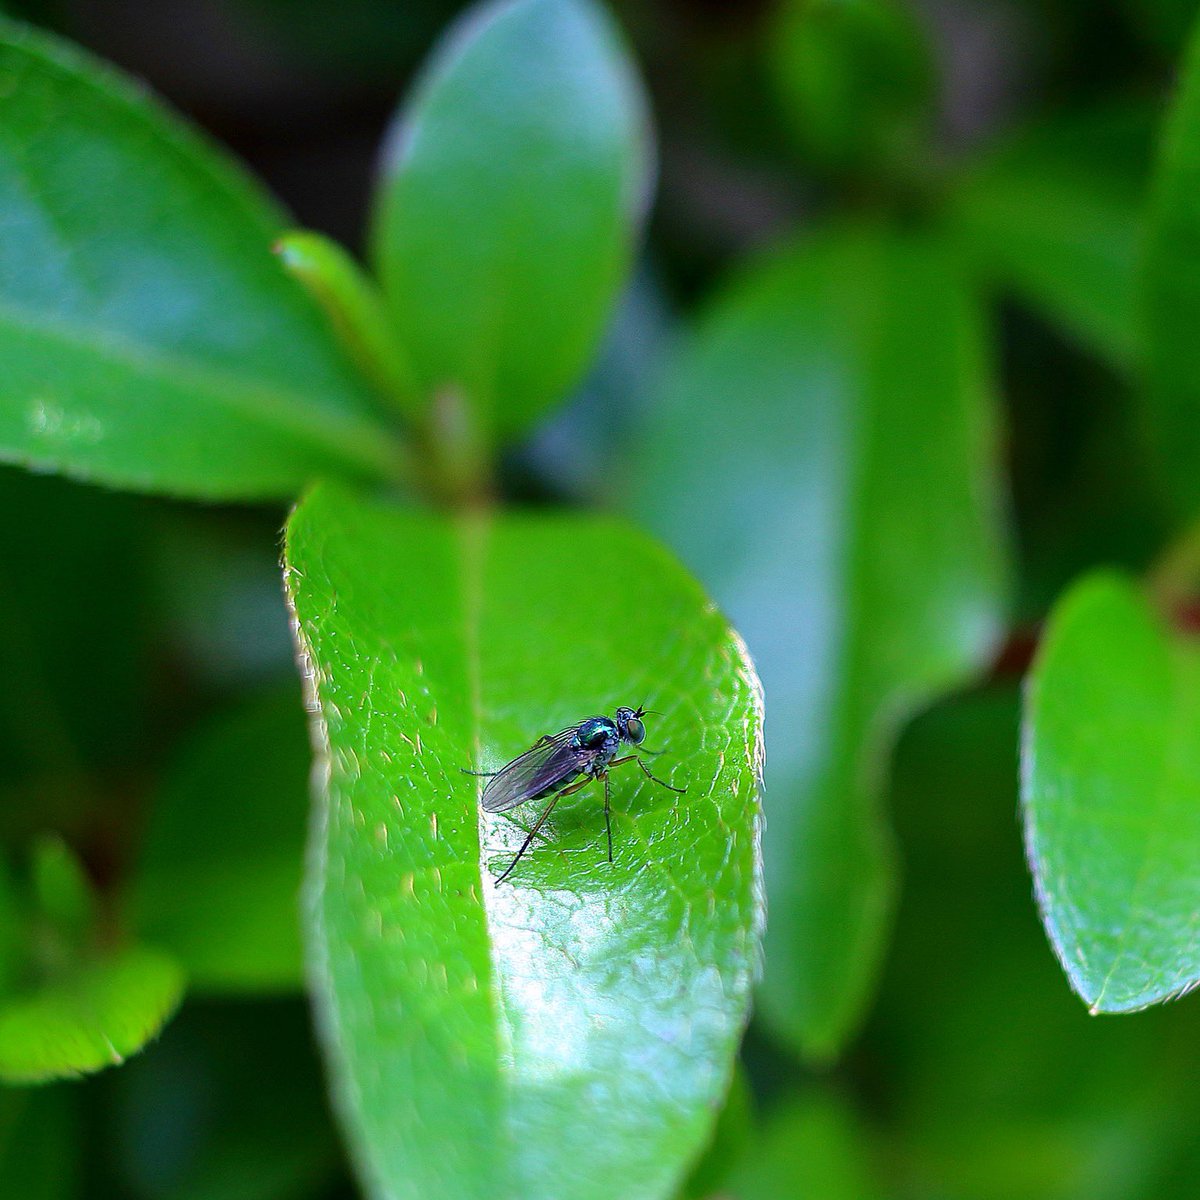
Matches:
[284,482,763,1200]
[0,945,183,1083]
[1022,572,1200,1012]
[724,1091,880,1200]
[0,20,399,499]
[1143,13,1200,515]
[952,104,1150,373]
[626,226,1008,1059]
[127,690,310,993]
[370,0,651,444]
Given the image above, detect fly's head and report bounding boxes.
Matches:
[615,705,647,746]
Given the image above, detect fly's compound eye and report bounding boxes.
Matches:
[625,717,645,744]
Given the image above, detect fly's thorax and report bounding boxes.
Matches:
[576,716,620,777]
[578,716,618,751]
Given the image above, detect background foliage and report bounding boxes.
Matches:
[3,0,1200,1197]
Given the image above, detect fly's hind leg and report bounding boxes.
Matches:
[495,775,591,885]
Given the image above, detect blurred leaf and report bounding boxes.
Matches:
[1117,0,1198,53]
[877,686,1200,1200]
[370,0,652,445]
[0,945,183,1083]
[110,999,340,1200]
[234,0,459,82]
[127,690,309,993]
[1023,572,1200,1012]
[0,1085,78,1200]
[1143,13,1200,516]
[275,230,419,421]
[284,482,764,1200]
[152,508,296,690]
[30,837,92,949]
[723,1091,880,1200]
[0,20,400,499]
[678,1064,752,1200]
[0,859,23,997]
[765,0,933,176]
[0,469,153,790]
[952,103,1152,373]
[626,226,1008,1060]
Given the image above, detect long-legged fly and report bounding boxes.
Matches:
[465,705,685,884]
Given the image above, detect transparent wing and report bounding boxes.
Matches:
[480,727,584,813]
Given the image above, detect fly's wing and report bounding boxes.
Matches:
[480,728,583,813]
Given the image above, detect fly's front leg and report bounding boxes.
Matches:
[609,755,687,794]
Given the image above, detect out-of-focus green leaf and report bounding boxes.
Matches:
[0,1086,78,1200]
[0,946,183,1083]
[1143,14,1200,516]
[876,687,1200,1200]
[152,508,296,690]
[127,690,310,993]
[678,1064,752,1200]
[285,482,764,1200]
[110,999,340,1200]
[30,837,92,949]
[0,859,22,997]
[275,230,420,421]
[952,103,1151,373]
[723,1091,880,1200]
[765,0,932,176]
[0,20,400,499]
[627,226,1008,1060]
[0,469,153,793]
[370,0,651,444]
[1022,572,1200,1012]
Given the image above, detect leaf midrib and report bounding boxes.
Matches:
[0,299,397,475]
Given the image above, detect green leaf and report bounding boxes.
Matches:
[723,1091,880,1200]
[109,999,340,1200]
[370,0,651,444]
[127,690,310,993]
[765,0,933,177]
[952,103,1151,373]
[284,482,763,1200]
[275,230,420,421]
[1022,572,1200,1012]
[677,1064,752,1200]
[0,945,183,1083]
[1143,13,1200,516]
[30,837,92,949]
[0,20,400,499]
[0,1086,78,1200]
[625,226,1008,1059]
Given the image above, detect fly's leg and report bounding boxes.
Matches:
[461,768,498,777]
[609,755,687,794]
[603,772,613,864]
[495,775,591,885]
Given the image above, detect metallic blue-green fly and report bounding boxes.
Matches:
[467,705,686,884]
